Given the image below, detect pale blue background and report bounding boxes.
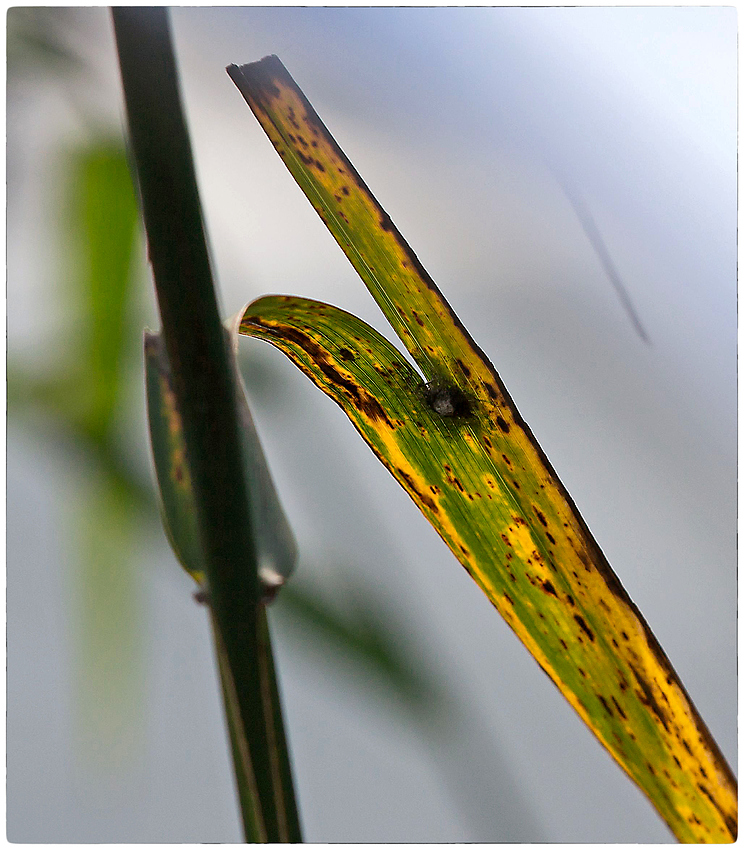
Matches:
[8,7,736,842]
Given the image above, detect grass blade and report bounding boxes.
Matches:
[238,290,735,842]
[114,13,300,841]
[228,56,737,840]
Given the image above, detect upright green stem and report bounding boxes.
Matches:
[112,8,301,841]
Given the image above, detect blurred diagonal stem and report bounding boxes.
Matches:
[112,7,301,842]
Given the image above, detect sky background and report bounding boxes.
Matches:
[7,6,737,843]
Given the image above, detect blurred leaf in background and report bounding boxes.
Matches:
[9,135,148,764]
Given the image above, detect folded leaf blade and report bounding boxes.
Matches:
[240,294,736,843]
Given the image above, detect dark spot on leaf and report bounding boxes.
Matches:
[598,694,613,716]
[611,696,627,719]
[496,416,510,433]
[504,592,514,605]
[286,106,300,129]
[484,382,498,401]
[502,453,512,466]
[566,594,575,606]
[574,614,595,641]
[249,318,394,427]
[338,348,355,361]
[396,467,439,513]
[455,358,471,378]
[534,508,548,527]
[541,580,558,597]
[341,185,350,195]
[629,663,669,732]
[546,532,556,544]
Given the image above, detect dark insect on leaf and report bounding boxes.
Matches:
[424,382,472,418]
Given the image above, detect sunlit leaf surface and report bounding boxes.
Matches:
[231,56,736,842]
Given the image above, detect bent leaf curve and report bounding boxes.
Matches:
[240,293,736,843]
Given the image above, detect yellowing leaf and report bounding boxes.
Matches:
[230,56,736,842]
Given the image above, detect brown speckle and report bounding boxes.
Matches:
[455,358,471,378]
[611,696,627,719]
[541,580,558,597]
[574,614,595,641]
[598,694,613,717]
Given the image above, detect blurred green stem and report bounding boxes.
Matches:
[112,7,301,841]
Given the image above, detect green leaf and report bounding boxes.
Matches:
[117,12,301,841]
[230,56,737,843]
[75,143,140,441]
[145,329,297,597]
